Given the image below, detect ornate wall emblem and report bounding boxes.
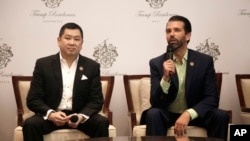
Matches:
[93,40,118,68]
[0,43,13,69]
[42,0,63,8]
[196,38,220,62]
[146,0,167,9]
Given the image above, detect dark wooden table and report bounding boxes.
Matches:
[68,136,224,141]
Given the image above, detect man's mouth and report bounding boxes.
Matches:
[169,38,177,44]
[68,47,76,51]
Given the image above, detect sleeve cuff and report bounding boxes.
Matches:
[160,78,170,94]
[186,108,198,120]
[43,109,55,120]
[78,114,89,123]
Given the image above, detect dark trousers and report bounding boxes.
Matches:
[22,113,109,141]
[145,108,229,141]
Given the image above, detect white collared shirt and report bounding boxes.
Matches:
[57,53,79,110]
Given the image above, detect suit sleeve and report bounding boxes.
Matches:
[27,58,59,116]
[149,57,178,109]
[190,56,219,118]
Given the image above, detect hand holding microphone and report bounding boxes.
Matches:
[164,44,175,80]
[166,44,174,60]
[67,114,80,128]
[70,114,79,123]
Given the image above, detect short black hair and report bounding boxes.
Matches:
[168,15,192,34]
[59,22,83,38]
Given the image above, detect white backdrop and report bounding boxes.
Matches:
[1,0,250,141]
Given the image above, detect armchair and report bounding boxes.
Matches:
[123,73,231,137]
[235,74,250,124]
[12,75,116,141]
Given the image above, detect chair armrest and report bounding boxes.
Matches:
[102,108,113,125]
[127,112,138,131]
[17,112,23,126]
[241,107,250,113]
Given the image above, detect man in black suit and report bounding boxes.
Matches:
[23,23,109,141]
[141,15,229,140]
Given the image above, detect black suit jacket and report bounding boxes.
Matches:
[148,49,219,119]
[27,53,103,117]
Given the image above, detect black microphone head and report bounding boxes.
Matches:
[167,44,175,52]
[70,115,78,123]
[166,44,174,60]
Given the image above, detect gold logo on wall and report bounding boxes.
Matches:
[42,0,63,8]
[196,38,221,62]
[93,40,118,68]
[146,0,167,9]
[0,43,13,69]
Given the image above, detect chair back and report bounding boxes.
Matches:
[123,75,150,129]
[123,73,223,130]
[12,76,34,126]
[12,75,114,126]
[235,74,250,110]
[216,73,222,97]
[99,76,115,124]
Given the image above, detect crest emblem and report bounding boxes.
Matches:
[0,43,14,69]
[93,40,118,68]
[146,0,167,9]
[196,38,220,62]
[42,0,63,8]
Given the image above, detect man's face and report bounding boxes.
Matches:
[166,21,190,50]
[57,28,83,58]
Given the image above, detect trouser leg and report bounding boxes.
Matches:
[145,108,176,136]
[206,109,229,141]
[78,114,109,137]
[22,115,56,141]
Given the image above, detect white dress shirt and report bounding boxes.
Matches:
[57,53,78,110]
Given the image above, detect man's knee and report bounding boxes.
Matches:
[24,116,40,126]
[213,109,230,123]
[93,115,109,128]
[146,108,163,120]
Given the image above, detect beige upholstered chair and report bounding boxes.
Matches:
[12,76,116,141]
[235,74,250,124]
[123,73,231,137]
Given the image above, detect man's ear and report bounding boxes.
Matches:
[186,32,191,43]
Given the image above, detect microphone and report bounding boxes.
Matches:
[70,115,78,123]
[166,44,174,60]
[166,44,175,78]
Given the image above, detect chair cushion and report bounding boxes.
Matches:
[13,125,116,141]
[241,79,250,107]
[18,81,34,120]
[133,125,207,137]
[138,77,151,123]
[133,125,147,137]
[241,112,250,124]
[13,126,89,141]
[139,77,151,113]
[167,126,207,137]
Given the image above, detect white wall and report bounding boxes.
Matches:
[1,0,250,141]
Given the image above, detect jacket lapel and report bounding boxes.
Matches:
[51,53,63,95]
[185,49,195,96]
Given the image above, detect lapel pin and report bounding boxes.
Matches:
[190,62,195,66]
[79,66,84,71]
